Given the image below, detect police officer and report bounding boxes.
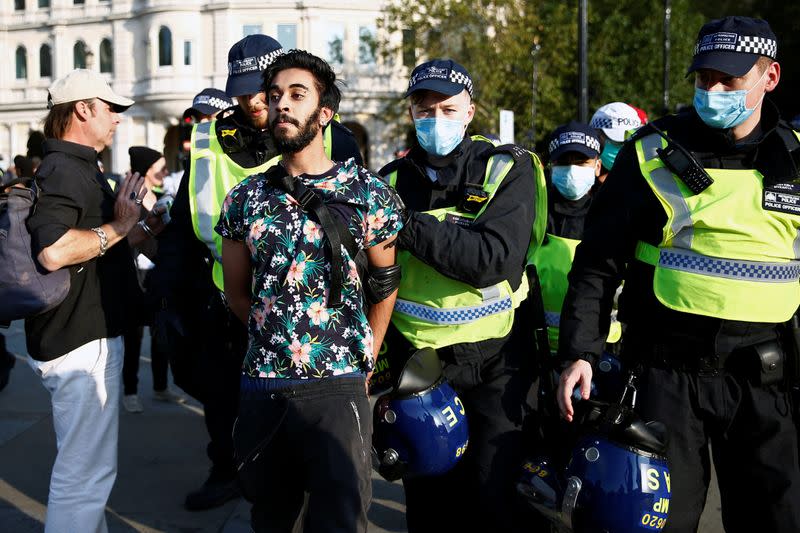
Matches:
[558,17,800,531]
[150,34,362,511]
[380,59,546,533]
[589,102,647,182]
[532,122,621,354]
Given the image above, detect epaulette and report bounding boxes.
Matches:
[378,157,407,178]
[483,143,530,163]
[775,120,800,153]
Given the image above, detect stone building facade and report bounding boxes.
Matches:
[3,0,407,174]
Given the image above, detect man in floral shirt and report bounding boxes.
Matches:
[216,50,402,532]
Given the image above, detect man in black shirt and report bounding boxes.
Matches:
[558,17,800,531]
[379,59,543,533]
[25,68,144,533]
[150,35,363,511]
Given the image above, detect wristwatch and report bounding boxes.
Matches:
[91,227,108,257]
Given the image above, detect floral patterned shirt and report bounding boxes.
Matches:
[215,158,403,379]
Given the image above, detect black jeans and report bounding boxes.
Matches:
[400,324,536,533]
[637,362,800,533]
[235,376,372,533]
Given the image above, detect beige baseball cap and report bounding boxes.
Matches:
[47,69,134,111]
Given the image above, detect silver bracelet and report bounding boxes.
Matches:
[91,227,108,257]
[138,219,155,238]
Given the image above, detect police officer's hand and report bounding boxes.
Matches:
[557,359,593,422]
[114,171,147,234]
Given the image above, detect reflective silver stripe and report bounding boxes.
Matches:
[544,311,560,328]
[479,284,502,302]
[794,229,800,261]
[659,248,800,283]
[640,134,694,249]
[486,154,513,186]
[193,157,220,260]
[194,121,212,150]
[394,297,513,325]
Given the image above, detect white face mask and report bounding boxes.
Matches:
[550,164,596,200]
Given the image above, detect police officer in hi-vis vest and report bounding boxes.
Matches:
[532,122,621,355]
[150,34,362,511]
[379,59,548,533]
[558,16,800,532]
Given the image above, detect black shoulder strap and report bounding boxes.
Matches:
[268,169,357,308]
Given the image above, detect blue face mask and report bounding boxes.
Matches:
[551,164,596,200]
[693,69,768,129]
[414,118,465,156]
[600,142,621,170]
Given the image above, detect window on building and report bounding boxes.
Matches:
[158,26,172,66]
[402,29,416,67]
[15,0,25,10]
[38,0,50,8]
[323,23,345,65]
[359,26,376,64]
[39,44,52,77]
[243,25,262,38]
[277,24,296,50]
[100,39,113,73]
[73,0,85,4]
[183,41,192,66]
[74,40,87,69]
[16,46,27,79]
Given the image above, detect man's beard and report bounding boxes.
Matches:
[269,108,321,155]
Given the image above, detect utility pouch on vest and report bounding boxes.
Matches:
[458,186,489,214]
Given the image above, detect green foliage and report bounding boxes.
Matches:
[379,0,705,150]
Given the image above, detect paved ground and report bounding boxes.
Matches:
[0,320,723,532]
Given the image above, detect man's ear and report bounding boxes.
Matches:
[319,106,335,126]
[74,101,92,121]
[594,157,602,177]
[465,101,476,126]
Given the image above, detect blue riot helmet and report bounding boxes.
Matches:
[518,375,672,532]
[372,347,469,481]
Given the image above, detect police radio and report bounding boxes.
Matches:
[648,124,713,195]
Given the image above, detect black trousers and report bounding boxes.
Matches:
[202,305,247,474]
[122,325,168,395]
[398,322,537,533]
[235,376,372,533]
[637,363,800,533]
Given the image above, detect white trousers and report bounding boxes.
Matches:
[28,336,123,533]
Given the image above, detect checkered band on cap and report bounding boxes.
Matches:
[591,118,613,129]
[449,70,473,97]
[548,132,601,154]
[735,35,777,57]
[194,95,230,110]
[695,32,777,59]
[229,48,285,75]
[258,48,284,70]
